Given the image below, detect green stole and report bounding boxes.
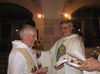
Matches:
[56,44,66,61]
[16,48,38,74]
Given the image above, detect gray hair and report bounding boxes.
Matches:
[20,25,36,38]
[60,20,73,28]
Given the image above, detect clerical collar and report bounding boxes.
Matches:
[63,33,73,37]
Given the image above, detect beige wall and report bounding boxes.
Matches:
[0,0,99,50]
[43,18,62,50]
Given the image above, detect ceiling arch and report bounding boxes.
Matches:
[0,3,33,20]
[0,3,36,26]
[63,0,100,18]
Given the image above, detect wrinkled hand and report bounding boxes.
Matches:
[33,67,48,74]
[79,57,100,71]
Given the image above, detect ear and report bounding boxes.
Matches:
[22,35,27,41]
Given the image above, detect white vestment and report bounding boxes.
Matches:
[7,40,38,74]
[50,34,85,74]
[40,51,52,74]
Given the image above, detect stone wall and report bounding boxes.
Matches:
[43,18,63,50]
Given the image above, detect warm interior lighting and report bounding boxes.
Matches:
[63,13,69,18]
[37,14,42,18]
[78,29,81,32]
[63,13,71,19]
[16,29,18,32]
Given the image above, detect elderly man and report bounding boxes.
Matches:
[49,20,85,74]
[7,25,48,74]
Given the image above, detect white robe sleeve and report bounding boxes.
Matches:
[65,36,85,58]
[40,51,52,74]
[7,51,27,74]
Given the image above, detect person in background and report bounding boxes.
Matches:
[7,25,48,74]
[49,19,85,74]
[79,57,100,71]
[34,40,52,74]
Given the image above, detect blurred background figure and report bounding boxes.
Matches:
[33,39,52,74]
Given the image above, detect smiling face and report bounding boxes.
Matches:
[60,23,73,37]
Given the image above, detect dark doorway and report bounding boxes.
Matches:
[0,3,35,74]
[72,7,100,47]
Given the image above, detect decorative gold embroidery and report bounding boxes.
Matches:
[16,48,38,74]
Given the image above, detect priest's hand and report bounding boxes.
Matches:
[33,67,48,74]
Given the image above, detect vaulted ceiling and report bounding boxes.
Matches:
[0,0,100,48]
[0,0,100,19]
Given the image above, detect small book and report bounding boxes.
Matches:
[56,58,81,68]
[56,50,85,68]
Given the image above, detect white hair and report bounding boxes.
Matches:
[20,25,36,38]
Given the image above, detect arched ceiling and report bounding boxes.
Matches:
[0,0,42,18]
[0,3,33,20]
[63,0,100,17]
[0,0,100,19]
[33,0,100,19]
